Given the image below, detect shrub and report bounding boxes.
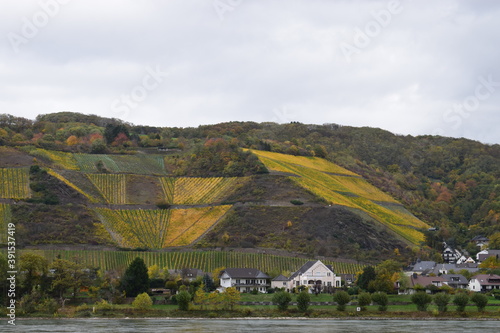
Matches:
[371,292,388,311]
[492,290,500,300]
[177,291,191,311]
[433,293,451,313]
[333,291,351,311]
[357,292,371,311]
[453,293,470,313]
[132,292,153,311]
[471,293,488,312]
[290,199,304,205]
[272,291,292,311]
[411,292,432,311]
[297,291,311,312]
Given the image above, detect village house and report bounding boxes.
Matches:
[442,245,462,264]
[476,250,500,263]
[271,274,290,290]
[269,260,342,293]
[408,273,447,294]
[219,268,270,293]
[471,235,489,248]
[468,274,500,292]
[288,260,341,292]
[406,260,436,275]
[441,274,469,289]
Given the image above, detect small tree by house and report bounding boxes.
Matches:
[411,292,432,311]
[357,292,371,311]
[223,287,240,310]
[433,293,451,313]
[272,291,292,311]
[333,290,351,311]
[471,293,488,312]
[132,292,153,311]
[297,291,311,312]
[177,290,191,311]
[453,293,469,313]
[120,257,149,298]
[371,292,388,311]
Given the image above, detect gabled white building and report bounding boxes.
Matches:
[288,260,341,292]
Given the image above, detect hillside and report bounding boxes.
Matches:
[1,112,499,264]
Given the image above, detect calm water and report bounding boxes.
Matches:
[5,319,500,332]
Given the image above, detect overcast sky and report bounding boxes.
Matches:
[1,0,499,144]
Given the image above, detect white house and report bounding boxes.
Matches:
[219,268,270,293]
[468,274,500,292]
[271,274,290,290]
[288,260,341,292]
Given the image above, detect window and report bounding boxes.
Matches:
[236,279,240,284]
[327,282,332,287]
[327,273,331,277]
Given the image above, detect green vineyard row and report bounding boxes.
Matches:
[5,249,365,275]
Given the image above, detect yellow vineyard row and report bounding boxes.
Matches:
[0,203,12,244]
[87,174,127,204]
[94,206,231,248]
[0,168,31,199]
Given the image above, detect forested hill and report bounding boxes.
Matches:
[0,112,499,260]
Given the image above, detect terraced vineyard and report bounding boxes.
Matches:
[251,150,428,244]
[94,205,232,248]
[87,174,127,204]
[0,203,11,245]
[7,249,365,275]
[174,177,242,205]
[47,169,100,203]
[74,154,166,175]
[0,167,31,199]
[28,148,80,170]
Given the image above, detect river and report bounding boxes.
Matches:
[7,318,500,332]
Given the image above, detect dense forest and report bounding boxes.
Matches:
[1,112,499,257]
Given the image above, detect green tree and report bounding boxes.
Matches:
[120,257,149,297]
[194,286,208,310]
[411,292,432,311]
[272,291,292,311]
[50,259,89,302]
[356,266,376,291]
[357,292,371,311]
[488,232,500,249]
[296,291,311,312]
[177,290,191,311]
[434,292,451,313]
[471,293,488,312]
[453,293,469,312]
[132,292,153,310]
[333,290,351,311]
[223,287,241,310]
[371,292,388,311]
[19,252,48,294]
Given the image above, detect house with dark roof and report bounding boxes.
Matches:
[477,250,500,263]
[406,260,436,275]
[431,262,479,276]
[288,260,341,293]
[168,268,204,282]
[408,274,447,294]
[468,274,500,292]
[471,235,489,248]
[441,274,469,289]
[220,268,270,293]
